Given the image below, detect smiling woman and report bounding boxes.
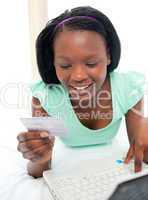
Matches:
[0,2,148,200]
[27,5,148,178]
[53,30,110,105]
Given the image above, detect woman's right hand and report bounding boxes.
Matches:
[17,131,55,165]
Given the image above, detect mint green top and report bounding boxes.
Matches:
[30,71,145,147]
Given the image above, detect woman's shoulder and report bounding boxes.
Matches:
[29,80,66,96]
[30,79,67,103]
[29,80,68,115]
[110,70,145,83]
[110,70,146,92]
[110,70,146,114]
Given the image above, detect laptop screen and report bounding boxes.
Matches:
[109,175,148,200]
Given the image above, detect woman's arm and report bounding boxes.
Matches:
[125,98,148,172]
[125,98,144,143]
[27,97,53,178]
[31,96,49,117]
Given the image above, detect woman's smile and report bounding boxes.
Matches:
[68,83,96,99]
[70,84,92,90]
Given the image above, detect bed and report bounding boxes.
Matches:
[0,117,128,200]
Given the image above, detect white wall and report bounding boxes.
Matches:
[28,0,48,80]
[0,1,31,148]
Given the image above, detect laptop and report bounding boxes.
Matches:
[109,174,148,200]
[43,155,148,200]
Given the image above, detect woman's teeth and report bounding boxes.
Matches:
[73,85,90,90]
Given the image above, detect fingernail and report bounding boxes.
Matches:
[40,131,49,138]
[135,167,141,173]
[124,158,128,164]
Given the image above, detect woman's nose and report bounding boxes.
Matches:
[70,65,88,82]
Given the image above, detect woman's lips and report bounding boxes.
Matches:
[69,84,95,96]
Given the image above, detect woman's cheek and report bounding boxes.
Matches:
[55,68,64,82]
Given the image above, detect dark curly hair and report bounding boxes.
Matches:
[36,6,121,84]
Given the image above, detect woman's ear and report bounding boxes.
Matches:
[107,47,111,65]
[107,55,111,65]
[107,58,111,65]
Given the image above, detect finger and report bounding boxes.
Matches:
[23,143,52,161]
[124,144,134,164]
[17,131,49,142]
[143,150,148,163]
[134,144,144,173]
[17,138,50,153]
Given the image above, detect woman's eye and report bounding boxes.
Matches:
[86,63,98,67]
[60,64,71,69]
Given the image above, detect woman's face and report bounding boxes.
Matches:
[53,30,110,104]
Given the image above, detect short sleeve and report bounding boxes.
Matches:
[29,80,50,113]
[123,71,146,113]
[29,80,68,116]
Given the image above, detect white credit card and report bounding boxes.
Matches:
[20,117,68,136]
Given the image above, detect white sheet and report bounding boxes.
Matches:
[0,119,129,200]
[0,146,53,200]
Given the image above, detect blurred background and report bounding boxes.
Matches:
[0,0,147,149]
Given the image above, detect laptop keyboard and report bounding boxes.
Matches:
[44,160,148,200]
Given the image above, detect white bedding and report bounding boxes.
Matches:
[0,119,129,200]
[0,146,53,200]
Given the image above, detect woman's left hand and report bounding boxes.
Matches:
[124,120,148,172]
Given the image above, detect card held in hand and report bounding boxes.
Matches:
[20,117,68,137]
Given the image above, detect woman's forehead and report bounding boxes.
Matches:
[53,30,107,55]
[54,29,106,45]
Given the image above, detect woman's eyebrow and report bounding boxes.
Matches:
[56,54,99,59]
[55,56,71,60]
[85,55,99,59]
